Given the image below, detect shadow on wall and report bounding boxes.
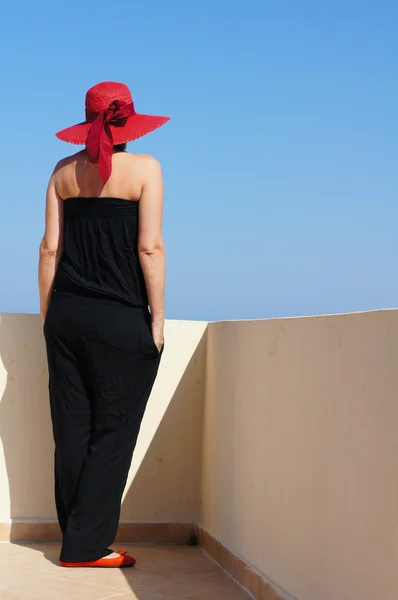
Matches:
[0,313,207,543]
[119,329,207,531]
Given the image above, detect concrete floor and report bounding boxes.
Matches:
[0,542,252,600]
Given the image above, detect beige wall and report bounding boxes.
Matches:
[0,313,207,524]
[201,310,398,600]
[2,309,398,600]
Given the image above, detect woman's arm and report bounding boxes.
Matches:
[38,172,64,323]
[138,156,166,350]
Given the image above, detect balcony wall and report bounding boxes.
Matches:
[0,314,207,526]
[200,309,398,600]
[1,309,398,600]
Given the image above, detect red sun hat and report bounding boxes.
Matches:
[56,81,169,182]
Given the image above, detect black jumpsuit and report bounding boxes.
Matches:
[43,197,163,562]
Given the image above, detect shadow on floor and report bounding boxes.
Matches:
[1,542,251,599]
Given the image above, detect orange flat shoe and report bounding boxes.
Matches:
[60,550,136,568]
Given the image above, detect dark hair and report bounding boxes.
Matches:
[113,143,127,153]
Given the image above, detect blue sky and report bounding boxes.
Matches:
[0,1,396,321]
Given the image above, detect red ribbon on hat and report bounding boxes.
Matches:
[86,100,136,182]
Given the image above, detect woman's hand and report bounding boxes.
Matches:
[151,318,164,352]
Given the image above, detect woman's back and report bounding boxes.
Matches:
[53,150,159,307]
[54,149,152,201]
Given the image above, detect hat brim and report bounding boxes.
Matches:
[56,113,169,145]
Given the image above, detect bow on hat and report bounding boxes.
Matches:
[85,100,136,183]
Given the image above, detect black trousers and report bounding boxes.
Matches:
[44,291,162,562]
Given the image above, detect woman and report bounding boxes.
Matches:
[38,81,169,568]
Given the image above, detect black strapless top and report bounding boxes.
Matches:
[54,197,148,307]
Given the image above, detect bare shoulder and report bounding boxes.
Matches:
[52,151,84,177]
[134,153,161,166]
[51,151,85,198]
[126,153,162,177]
